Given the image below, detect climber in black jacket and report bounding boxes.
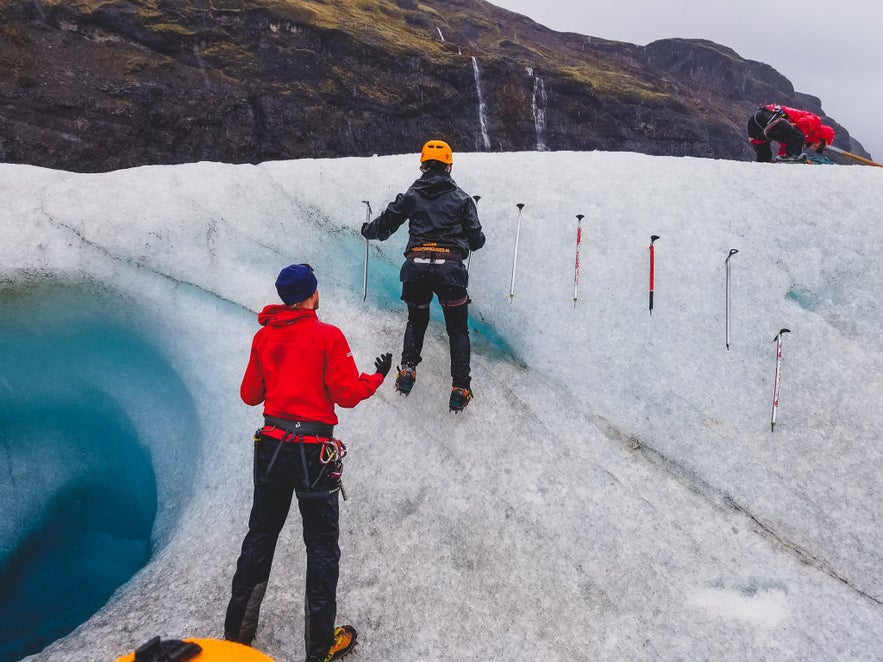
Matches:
[361,139,485,412]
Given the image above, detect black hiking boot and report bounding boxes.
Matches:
[774,153,808,163]
[395,365,416,395]
[449,386,473,413]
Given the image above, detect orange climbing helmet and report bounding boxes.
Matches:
[420,139,453,165]
[116,637,275,661]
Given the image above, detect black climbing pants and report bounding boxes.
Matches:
[225,436,341,662]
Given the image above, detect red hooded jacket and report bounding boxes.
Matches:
[764,105,836,153]
[240,305,383,425]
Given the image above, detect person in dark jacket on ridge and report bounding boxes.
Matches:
[361,139,486,412]
[225,263,391,662]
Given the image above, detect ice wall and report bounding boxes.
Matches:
[1,152,881,661]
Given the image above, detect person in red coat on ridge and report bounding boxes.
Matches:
[225,263,391,662]
[747,104,835,162]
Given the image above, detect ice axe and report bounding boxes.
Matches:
[770,328,792,432]
[725,248,739,350]
[573,214,584,306]
[825,144,883,168]
[467,195,480,272]
[509,203,525,301]
[648,235,660,315]
[361,201,371,301]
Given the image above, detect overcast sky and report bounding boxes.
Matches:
[487,0,882,160]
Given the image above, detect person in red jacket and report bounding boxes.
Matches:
[748,104,836,162]
[225,263,391,662]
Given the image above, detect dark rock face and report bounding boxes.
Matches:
[0,0,869,172]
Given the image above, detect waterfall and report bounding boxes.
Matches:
[531,75,548,151]
[193,45,212,89]
[471,56,491,150]
[436,26,445,42]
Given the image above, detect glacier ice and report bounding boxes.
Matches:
[0,151,881,661]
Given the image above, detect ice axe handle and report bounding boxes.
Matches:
[825,145,883,168]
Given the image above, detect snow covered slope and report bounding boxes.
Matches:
[1,151,882,661]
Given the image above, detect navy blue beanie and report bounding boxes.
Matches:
[275,264,318,304]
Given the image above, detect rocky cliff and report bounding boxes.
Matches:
[0,0,869,172]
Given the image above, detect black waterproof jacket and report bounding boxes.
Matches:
[361,171,485,260]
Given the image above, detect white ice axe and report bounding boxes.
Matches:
[573,214,584,306]
[770,328,791,432]
[361,200,371,301]
[725,249,739,350]
[467,195,481,272]
[509,203,525,301]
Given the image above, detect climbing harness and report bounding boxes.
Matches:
[254,423,348,500]
[754,105,790,137]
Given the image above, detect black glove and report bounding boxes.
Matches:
[469,231,486,251]
[374,352,392,377]
[361,222,370,238]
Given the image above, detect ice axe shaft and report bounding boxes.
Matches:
[649,235,660,315]
[771,328,791,432]
[509,203,525,301]
[725,248,739,350]
[825,144,883,168]
[467,195,480,272]
[362,201,371,301]
[573,214,584,305]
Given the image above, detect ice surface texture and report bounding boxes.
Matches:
[1,152,881,661]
